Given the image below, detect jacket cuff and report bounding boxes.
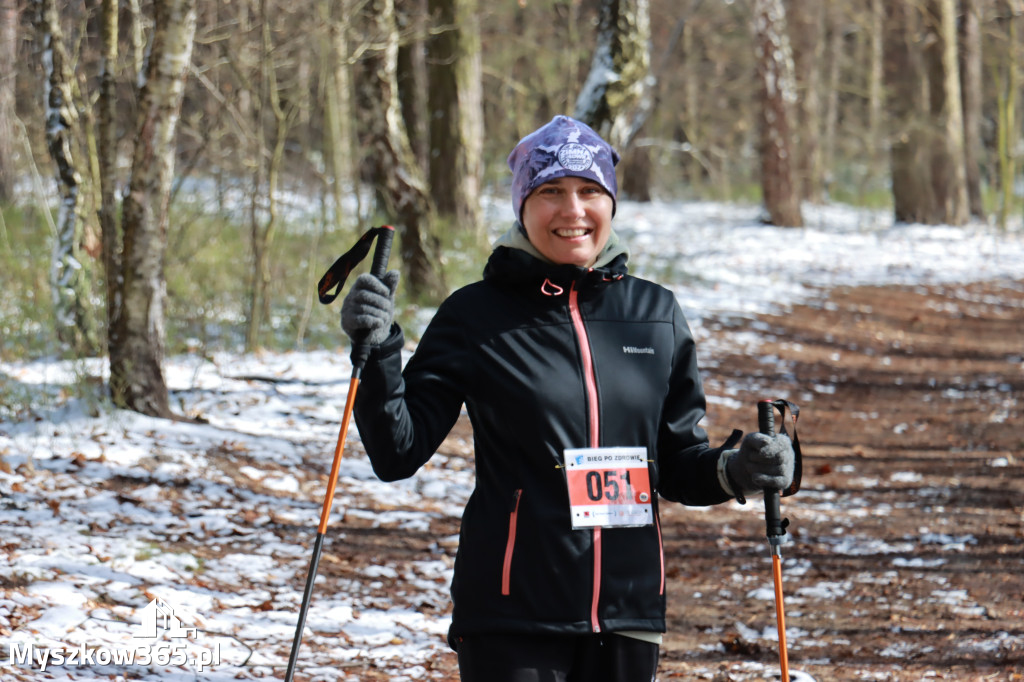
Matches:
[717,448,748,505]
[717,449,736,497]
[366,323,404,358]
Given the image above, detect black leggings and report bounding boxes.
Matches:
[455,632,659,682]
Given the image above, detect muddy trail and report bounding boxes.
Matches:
[660,279,1024,681]
[300,279,1024,682]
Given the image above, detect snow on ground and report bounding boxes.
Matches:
[614,200,1022,349]
[2,200,1022,680]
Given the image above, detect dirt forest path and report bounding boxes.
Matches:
[309,278,1024,682]
[658,278,1024,681]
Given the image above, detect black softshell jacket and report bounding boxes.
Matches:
[353,244,734,644]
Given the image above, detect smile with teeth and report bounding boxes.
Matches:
[554,228,592,238]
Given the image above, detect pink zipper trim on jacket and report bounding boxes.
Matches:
[655,512,665,595]
[590,528,602,631]
[568,284,600,450]
[569,282,603,632]
[501,489,523,596]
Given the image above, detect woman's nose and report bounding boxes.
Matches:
[560,192,585,217]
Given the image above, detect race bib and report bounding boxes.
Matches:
[564,447,654,529]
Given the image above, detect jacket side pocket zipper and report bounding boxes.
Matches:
[501,489,523,596]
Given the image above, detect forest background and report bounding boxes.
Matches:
[2,2,1024,679]
[0,0,1021,417]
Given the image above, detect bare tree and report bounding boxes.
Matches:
[884,0,969,226]
[960,0,985,218]
[0,0,18,202]
[245,0,300,352]
[885,0,933,223]
[678,14,703,191]
[821,4,843,192]
[109,0,197,417]
[98,0,120,354]
[320,0,357,230]
[924,0,969,226]
[788,0,825,203]
[361,0,444,303]
[397,1,428,167]
[992,0,1020,229]
[753,0,803,226]
[574,0,653,148]
[574,0,654,200]
[427,0,484,238]
[38,0,100,355]
[867,0,886,189]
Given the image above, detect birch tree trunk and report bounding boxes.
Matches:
[753,0,803,227]
[960,0,985,218]
[0,0,17,203]
[993,1,1019,229]
[573,0,654,201]
[110,0,197,417]
[427,0,484,239]
[38,0,100,355]
[362,0,444,303]
[867,0,886,190]
[574,0,652,149]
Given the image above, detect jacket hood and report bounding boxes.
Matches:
[484,223,629,289]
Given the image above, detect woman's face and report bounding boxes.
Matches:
[521,176,614,268]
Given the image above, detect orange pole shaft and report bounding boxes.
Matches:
[317,375,360,534]
[772,553,790,680]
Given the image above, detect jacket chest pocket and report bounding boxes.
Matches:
[588,325,673,418]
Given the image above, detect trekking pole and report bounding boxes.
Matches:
[284,225,395,682]
[758,397,805,681]
[759,399,790,681]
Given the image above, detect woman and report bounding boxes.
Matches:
[341,115,794,682]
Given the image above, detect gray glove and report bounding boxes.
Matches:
[726,432,794,494]
[340,270,399,346]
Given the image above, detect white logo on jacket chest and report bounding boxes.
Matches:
[623,346,655,355]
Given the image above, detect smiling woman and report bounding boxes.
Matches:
[339,114,796,682]
[520,176,614,267]
[503,115,622,269]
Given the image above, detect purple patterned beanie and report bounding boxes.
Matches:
[507,115,620,222]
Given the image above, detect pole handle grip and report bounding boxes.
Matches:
[760,399,787,543]
[758,399,775,435]
[351,226,395,373]
[369,225,394,279]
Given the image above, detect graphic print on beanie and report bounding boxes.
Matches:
[557,142,594,172]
